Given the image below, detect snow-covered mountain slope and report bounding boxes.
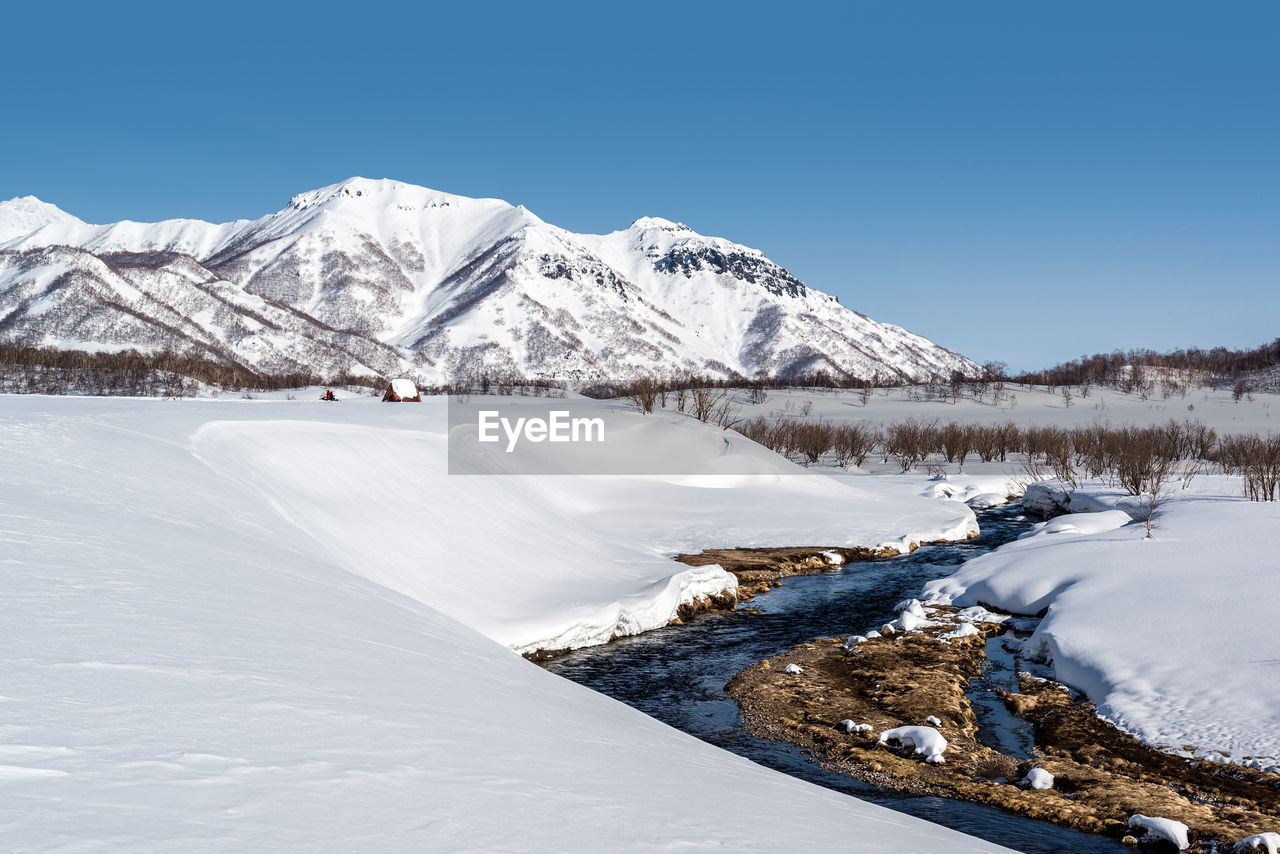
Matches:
[0,179,979,383]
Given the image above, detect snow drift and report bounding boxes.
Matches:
[0,393,1007,852]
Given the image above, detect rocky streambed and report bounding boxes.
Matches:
[544,503,1280,851]
[727,604,1280,849]
[545,505,1138,852]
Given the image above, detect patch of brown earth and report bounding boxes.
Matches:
[726,610,1280,847]
[675,533,977,598]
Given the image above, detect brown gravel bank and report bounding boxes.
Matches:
[725,608,1280,847]
[675,533,976,599]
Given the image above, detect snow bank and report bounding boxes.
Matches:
[1018,509,1133,539]
[0,395,1010,852]
[195,396,976,654]
[878,726,948,763]
[927,475,1022,504]
[1128,814,1190,850]
[924,479,1280,774]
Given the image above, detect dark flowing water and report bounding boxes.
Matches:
[544,505,1130,853]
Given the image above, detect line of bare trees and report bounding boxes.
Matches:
[735,414,1280,502]
[0,343,357,396]
[600,365,1011,403]
[1011,338,1280,394]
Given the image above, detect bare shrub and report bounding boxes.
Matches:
[940,422,974,471]
[792,420,835,465]
[688,386,740,429]
[1221,434,1280,501]
[624,376,660,414]
[832,424,879,469]
[886,417,936,473]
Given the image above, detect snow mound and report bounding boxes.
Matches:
[956,605,1007,624]
[924,715,942,727]
[785,663,804,675]
[896,598,928,617]
[822,550,844,565]
[890,599,932,632]
[1019,509,1132,539]
[838,719,874,734]
[1023,767,1054,790]
[1021,482,1072,516]
[1235,833,1280,854]
[1128,814,1190,850]
[939,622,980,641]
[926,476,1020,505]
[878,726,948,763]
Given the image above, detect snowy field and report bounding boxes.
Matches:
[5,382,1277,850]
[0,392,1008,852]
[731,380,1280,435]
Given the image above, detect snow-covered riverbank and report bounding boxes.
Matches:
[924,479,1280,776]
[0,393,1006,852]
[719,383,1280,778]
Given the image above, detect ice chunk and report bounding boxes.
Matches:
[844,635,868,651]
[1023,767,1054,790]
[822,551,844,565]
[878,726,948,764]
[924,715,942,726]
[784,663,804,675]
[1128,814,1189,850]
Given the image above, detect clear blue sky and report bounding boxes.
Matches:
[3,1,1276,372]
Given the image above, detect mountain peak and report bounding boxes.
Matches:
[629,216,691,233]
[287,177,417,210]
[0,195,83,242]
[280,178,535,235]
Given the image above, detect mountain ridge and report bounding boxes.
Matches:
[0,178,980,384]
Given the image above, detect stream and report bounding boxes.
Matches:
[543,504,1131,853]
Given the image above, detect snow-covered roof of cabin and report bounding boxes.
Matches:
[390,378,418,398]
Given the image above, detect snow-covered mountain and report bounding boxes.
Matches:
[0,178,979,383]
